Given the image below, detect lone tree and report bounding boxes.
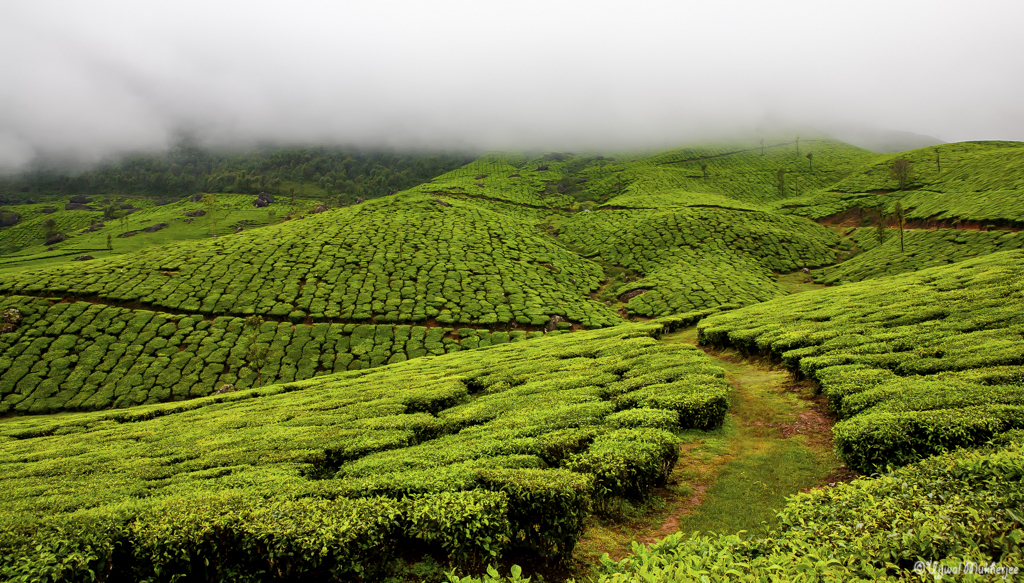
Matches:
[893,201,906,253]
[935,148,941,173]
[806,152,814,172]
[795,135,800,154]
[775,168,786,195]
[42,218,57,240]
[243,315,269,388]
[106,234,112,251]
[875,206,888,246]
[698,161,708,180]
[200,193,218,237]
[890,158,913,190]
[759,138,765,156]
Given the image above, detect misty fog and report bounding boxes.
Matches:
[1,0,1022,172]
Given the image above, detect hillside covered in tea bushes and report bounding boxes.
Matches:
[1,138,1023,581]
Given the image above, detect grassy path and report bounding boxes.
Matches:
[573,327,856,574]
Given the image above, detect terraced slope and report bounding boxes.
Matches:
[818,227,1024,284]
[0,193,618,327]
[559,207,839,317]
[781,141,1024,225]
[699,250,1024,473]
[0,319,730,581]
[0,195,287,267]
[0,295,569,414]
[602,139,876,206]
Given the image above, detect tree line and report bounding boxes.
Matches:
[0,144,475,202]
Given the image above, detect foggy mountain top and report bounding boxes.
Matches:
[1,0,1021,173]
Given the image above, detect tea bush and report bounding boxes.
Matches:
[0,319,730,578]
[699,250,1024,472]
[595,439,1024,582]
[0,295,576,414]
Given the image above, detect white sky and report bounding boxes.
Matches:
[1,0,1022,170]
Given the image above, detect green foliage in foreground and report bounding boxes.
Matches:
[0,295,562,414]
[781,141,1024,224]
[0,318,730,580]
[558,207,838,317]
[818,228,1024,285]
[699,251,1024,473]
[0,193,620,327]
[593,439,1023,582]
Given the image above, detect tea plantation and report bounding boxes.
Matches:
[595,438,1024,582]
[1,139,1023,581]
[0,295,567,414]
[699,251,1024,473]
[781,140,1024,225]
[558,206,838,317]
[817,227,1024,284]
[0,319,731,581]
[0,193,620,327]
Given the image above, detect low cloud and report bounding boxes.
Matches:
[2,0,1022,171]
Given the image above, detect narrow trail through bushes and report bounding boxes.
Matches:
[574,327,856,568]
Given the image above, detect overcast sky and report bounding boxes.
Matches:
[1,0,1021,171]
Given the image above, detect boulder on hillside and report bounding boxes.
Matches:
[82,222,105,233]
[119,203,134,209]
[143,222,168,233]
[73,255,94,261]
[619,289,649,302]
[355,197,365,204]
[234,226,243,233]
[189,193,204,202]
[45,233,68,245]
[213,384,236,395]
[117,231,139,238]
[183,209,206,217]
[310,204,329,214]
[434,199,450,207]
[64,203,92,211]
[39,207,56,214]
[253,192,274,207]
[154,198,172,206]
[545,315,565,333]
[0,212,20,227]
[475,174,488,179]
[69,195,92,204]
[183,218,194,224]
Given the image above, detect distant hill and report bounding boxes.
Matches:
[0,145,474,204]
[826,126,945,153]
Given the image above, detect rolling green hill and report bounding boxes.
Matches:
[1,139,1023,581]
[780,141,1024,226]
